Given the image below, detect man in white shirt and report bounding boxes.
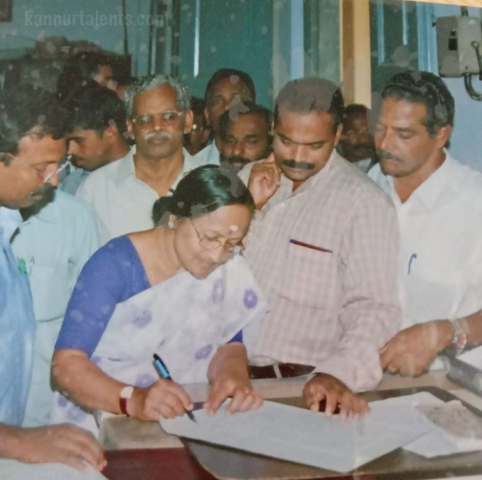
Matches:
[60,85,130,195]
[196,68,256,166]
[78,75,206,244]
[12,190,100,427]
[369,71,482,376]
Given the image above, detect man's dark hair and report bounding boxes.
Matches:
[0,85,69,162]
[274,77,345,132]
[57,50,113,103]
[66,84,128,136]
[381,71,455,136]
[204,68,256,105]
[152,165,254,226]
[218,101,272,139]
[343,104,369,121]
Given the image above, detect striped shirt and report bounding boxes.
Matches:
[241,150,401,391]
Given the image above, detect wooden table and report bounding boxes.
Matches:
[100,372,482,480]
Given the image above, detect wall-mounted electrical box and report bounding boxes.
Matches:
[436,16,482,77]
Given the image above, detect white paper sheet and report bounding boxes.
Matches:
[371,392,482,458]
[160,400,433,473]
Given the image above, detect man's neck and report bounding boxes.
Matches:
[107,139,130,164]
[394,150,446,204]
[134,147,184,197]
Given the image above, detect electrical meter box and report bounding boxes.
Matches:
[436,16,482,77]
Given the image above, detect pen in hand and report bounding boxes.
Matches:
[153,353,197,422]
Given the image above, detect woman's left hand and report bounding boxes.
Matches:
[204,377,263,415]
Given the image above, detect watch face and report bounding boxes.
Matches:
[121,386,134,399]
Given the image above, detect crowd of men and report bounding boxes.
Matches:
[1,49,482,478]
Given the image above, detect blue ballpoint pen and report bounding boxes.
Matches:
[153,353,196,422]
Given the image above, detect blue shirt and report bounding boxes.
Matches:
[0,208,35,425]
[56,236,241,357]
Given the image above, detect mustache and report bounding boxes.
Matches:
[221,155,251,167]
[145,131,172,142]
[281,159,315,170]
[377,150,401,161]
[30,183,55,199]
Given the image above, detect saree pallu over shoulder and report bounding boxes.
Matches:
[51,255,267,436]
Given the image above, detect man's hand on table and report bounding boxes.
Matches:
[247,153,281,210]
[303,373,369,420]
[4,423,106,472]
[380,320,453,377]
[204,375,263,416]
[127,379,194,421]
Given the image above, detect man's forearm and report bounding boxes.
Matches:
[207,343,250,384]
[0,424,23,460]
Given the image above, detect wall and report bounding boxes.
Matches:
[0,0,151,76]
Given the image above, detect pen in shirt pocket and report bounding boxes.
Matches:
[29,257,35,276]
[290,239,333,254]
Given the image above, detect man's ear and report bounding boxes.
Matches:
[183,110,194,135]
[204,107,211,127]
[435,124,452,149]
[126,120,136,141]
[333,123,344,148]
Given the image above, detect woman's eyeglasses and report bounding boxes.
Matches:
[188,218,244,255]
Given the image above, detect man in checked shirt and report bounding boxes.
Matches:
[240,78,401,419]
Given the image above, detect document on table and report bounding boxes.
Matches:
[371,392,482,458]
[160,400,432,473]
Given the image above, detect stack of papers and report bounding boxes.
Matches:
[161,400,433,472]
[371,392,482,458]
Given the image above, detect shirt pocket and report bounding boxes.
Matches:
[404,268,466,324]
[29,263,71,322]
[279,242,336,309]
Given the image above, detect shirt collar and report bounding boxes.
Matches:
[0,207,23,243]
[116,147,194,188]
[115,147,136,185]
[385,150,453,210]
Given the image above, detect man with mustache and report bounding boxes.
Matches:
[196,68,257,165]
[240,78,400,418]
[218,101,272,172]
[0,86,106,478]
[78,75,208,244]
[338,104,377,173]
[369,71,482,377]
[60,85,130,195]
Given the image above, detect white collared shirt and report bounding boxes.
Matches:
[195,141,220,166]
[369,154,482,334]
[77,148,206,244]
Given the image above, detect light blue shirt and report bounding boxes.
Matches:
[11,190,100,426]
[0,207,35,426]
[59,166,90,196]
[12,191,100,323]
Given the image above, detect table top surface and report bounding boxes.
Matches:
[100,372,482,480]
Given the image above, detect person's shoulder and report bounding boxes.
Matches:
[194,143,220,165]
[447,157,482,206]
[55,190,98,220]
[333,154,391,204]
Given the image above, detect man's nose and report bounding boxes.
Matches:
[233,141,245,157]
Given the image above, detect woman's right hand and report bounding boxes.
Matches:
[127,379,194,422]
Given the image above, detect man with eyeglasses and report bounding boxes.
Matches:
[78,75,210,244]
[0,86,106,479]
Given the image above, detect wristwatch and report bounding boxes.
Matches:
[451,318,468,356]
[119,386,134,416]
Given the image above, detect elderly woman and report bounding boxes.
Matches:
[51,165,266,435]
